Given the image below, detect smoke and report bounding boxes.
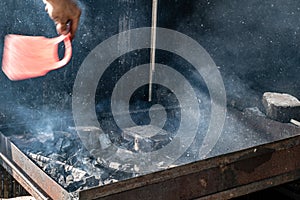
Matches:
[160,0,300,108]
[152,0,300,158]
[0,0,299,191]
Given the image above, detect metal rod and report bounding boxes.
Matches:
[149,0,158,102]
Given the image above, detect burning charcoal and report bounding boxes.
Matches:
[35,131,54,143]
[58,174,66,187]
[27,152,87,180]
[89,145,118,160]
[98,132,113,150]
[53,131,72,140]
[25,141,45,152]
[262,92,300,123]
[72,170,85,182]
[82,176,100,189]
[43,163,54,175]
[85,131,118,159]
[100,170,110,181]
[109,162,122,170]
[65,174,74,185]
[79,157,105,179]
[48,153,65,162]
[54,137,64,151]
[103,179,119,185]
[135,137,153,152]
[61,139,72,152]
[96,157,111,169]
[71,126,102,150]
[66,181,83,193]
[122,125,171,152]
[64,174,83,192]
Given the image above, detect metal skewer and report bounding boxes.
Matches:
[149,0,158,102]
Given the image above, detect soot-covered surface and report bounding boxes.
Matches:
[3,107,299,193]
[0,0,299,194]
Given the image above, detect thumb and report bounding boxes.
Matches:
[56,21,70,35]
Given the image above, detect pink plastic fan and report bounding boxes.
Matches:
[2,33,72,81]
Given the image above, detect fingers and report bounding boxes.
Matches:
[44,0,81,39]
[69,11,81,39]
[56,22,69,36]
[55,13,80,40]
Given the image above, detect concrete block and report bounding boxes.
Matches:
[262,92,300,123]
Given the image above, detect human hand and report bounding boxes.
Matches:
[43,0,81,39]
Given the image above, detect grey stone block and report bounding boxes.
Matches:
[262,92,300,123]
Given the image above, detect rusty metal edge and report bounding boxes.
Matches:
[0,153,48,200]
[196,171,300,200]
[0,133,72,200]
[78,134,300,200]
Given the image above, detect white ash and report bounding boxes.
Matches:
[9,129,135,192]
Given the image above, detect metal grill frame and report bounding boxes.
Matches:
[1,131,300,200]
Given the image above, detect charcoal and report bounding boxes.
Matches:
[103,179,118,185]
[98,132,113,150]
[66,181,84,193]
[58,174,66,187]
[54,138,64,151]
[72,170,86,182]
[89,145,118,160]
[70,126,102,150]
[83,163,103,180]
[82,176,100,189]
[262,92,300,123]
[100,170,110,180]
[122,125,171,152]
[109,162,121,170]
[35,131,54,143]
[9,127,141,193]
[61,139,72,152]
[65,174,74,185]
[48,153,65,162]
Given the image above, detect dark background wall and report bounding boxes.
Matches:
[0,0,299,129]
[0,0,152,128]
[158,0,300,109]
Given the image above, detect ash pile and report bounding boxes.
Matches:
[7,123,175,193]
[9,128,138,192]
